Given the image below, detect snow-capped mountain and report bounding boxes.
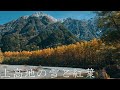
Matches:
[0,12,78,51]
[30,12,58,22]
[0,11,104,51]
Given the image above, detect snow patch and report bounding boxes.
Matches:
[31,12,58,22]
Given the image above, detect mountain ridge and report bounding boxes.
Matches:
[0,12,102,51]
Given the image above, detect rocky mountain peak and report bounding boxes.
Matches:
[30,12,58,23]
[31,11,46,17]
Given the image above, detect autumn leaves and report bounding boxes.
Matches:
[0,39,119,69]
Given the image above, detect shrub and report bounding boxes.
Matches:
[0,51,4,63]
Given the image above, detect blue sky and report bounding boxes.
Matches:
[0,11,96,25]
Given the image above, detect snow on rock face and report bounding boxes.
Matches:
[46,15,58,22]
[15,12,58,23]
[31,12,58,22]
[21,15,29,19]
[31,12,45,17]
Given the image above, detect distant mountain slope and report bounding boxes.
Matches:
[0,12,103,52]
[63,18,102,40]
[0,12,78,51]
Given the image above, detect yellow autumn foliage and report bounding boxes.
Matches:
[1,39,119,68]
